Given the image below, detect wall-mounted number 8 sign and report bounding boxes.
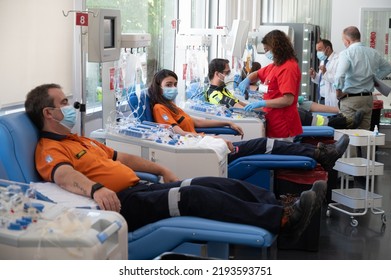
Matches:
[76,12,89,26]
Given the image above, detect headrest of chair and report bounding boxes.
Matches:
[127,88,154,122]
[0,111,41,183]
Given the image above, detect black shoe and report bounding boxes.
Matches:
[315,134,350,171]
[328,113,348,129]
[310,180,327,211]
[280,190,316,241]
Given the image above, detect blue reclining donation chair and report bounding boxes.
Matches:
[0,111,277,260]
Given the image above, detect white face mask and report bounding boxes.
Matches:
[223,72,235,85]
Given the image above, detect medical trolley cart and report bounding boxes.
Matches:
[327,129,386,227]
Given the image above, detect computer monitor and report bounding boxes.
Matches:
[230,19,250,58]
[88,9,121,62]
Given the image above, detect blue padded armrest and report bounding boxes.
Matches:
[128,216,276,260]
[195,126,240,135]
[228,154,317,170]
[299,126,334,137]
[228,154,317,182]
[314,112,336,117]
[135,172,160,183]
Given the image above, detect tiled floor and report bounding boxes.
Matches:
[232,146,391,260]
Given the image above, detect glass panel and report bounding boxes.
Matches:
[380,109,391,124]
[361,8,391,61]
[362,8,391,126]
[175,0,209,104]
[191,0,207,28]
[85,0,175,111]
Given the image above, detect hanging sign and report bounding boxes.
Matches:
[369,32,376,49]
[76,12,89,26]
[171,19,177,29]
[110,68,115,91]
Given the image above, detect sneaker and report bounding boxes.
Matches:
[315,134,350,171]
[280,190,316,240]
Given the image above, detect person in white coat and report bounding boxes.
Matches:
[310,39,339,107]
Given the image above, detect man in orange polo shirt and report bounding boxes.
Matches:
[25,83,327,240]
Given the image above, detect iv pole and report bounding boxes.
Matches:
[62,10,97,136]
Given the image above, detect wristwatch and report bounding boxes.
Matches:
[90,182,104,199]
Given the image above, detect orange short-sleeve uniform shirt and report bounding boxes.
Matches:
[35,132,140,192]
[153,104,197,133]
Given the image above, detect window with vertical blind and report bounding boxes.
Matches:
[261,0,332,39]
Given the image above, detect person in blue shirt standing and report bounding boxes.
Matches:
[334,26,391,130]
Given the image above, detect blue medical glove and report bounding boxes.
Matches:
[233,74,242,90]
[244,100,266,112]
[238,78,251,95]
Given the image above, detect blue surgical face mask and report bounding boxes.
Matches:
[316,51,327,61]
[265,50,274,61]
[162,87,178,101]
[57,105,77,130]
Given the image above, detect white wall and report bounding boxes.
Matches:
[0,0,75,108]
[331,0,391,52]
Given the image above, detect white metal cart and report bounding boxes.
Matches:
[327,129,386,227]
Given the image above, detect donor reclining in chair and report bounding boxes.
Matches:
[25,83,335,243]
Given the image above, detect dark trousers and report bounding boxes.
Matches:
[117,177,283,233]
[228,137,316,163]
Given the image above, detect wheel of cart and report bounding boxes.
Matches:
[326,207,331,217]
[381,213,387,224]
[350,217,358,227]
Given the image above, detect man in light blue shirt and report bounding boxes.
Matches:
[334,26,391,130]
